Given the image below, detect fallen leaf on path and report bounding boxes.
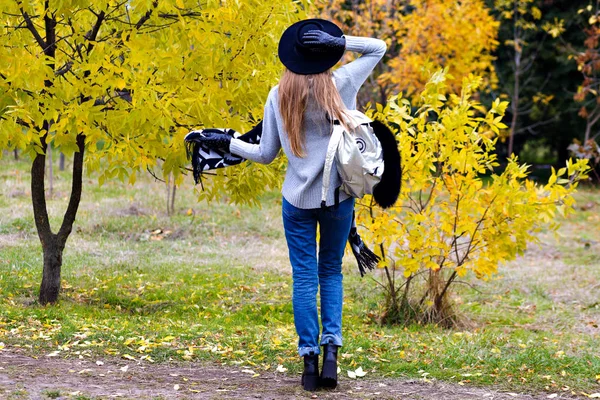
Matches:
[120,365,129,372]
[276,365,287,373]
[174,384,180,391]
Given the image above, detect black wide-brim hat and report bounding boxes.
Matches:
[278,18,345,75]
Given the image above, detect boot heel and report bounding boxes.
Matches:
[320,359,337,388]
[320,344,339,389]
[301,353,319,391]
[302,373,319,391]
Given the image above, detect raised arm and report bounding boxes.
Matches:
[337,36,387,92]
[229,90,281,164]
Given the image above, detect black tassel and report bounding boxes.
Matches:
[348,227,380,277]
[191,142,201,185]
[347,212,381,277]
[184,132,204,185]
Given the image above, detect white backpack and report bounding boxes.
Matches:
[321,109,385,207]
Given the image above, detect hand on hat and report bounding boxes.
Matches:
[301,30,346,52]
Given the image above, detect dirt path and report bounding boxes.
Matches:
[0,351,578,400]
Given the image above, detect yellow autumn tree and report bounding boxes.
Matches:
[0,0,305,304]
[357,71,589,326]
[314,0,499,104]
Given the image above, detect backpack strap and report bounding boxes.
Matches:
[321,123,344,208]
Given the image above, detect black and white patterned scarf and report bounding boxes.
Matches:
[184,121,263,184]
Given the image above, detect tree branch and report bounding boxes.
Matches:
[136,0,158,30]
[17,1,46,50]
[54,61,73,76]
[86,9,106,54]
[514,115,559,135]
[31,125,52,245]
[57,134,85,243]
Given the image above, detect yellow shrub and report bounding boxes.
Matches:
[357,70,590,325]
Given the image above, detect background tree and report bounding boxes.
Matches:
[0,0,302,304]
[490,0,565,156]
[315,0,499,106]
[574,2,600,145]
[571,2,600,179]
[486,0,594,166]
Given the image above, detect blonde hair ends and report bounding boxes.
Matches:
[278,68,350,158]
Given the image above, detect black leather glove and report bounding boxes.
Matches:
[301,30,346,53]
[197,130,232,151]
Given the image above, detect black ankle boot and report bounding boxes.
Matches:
[320,343,339,389]
[301,353,319,391]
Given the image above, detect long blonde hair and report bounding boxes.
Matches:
[278,68,350,157]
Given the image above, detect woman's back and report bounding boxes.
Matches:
[229,36,387,209]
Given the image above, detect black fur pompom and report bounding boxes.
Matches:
[370,120,402,209]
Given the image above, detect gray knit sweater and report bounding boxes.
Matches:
[229,36,387,209]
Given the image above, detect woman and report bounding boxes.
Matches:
[198,19,386,391]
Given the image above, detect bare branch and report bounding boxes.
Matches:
[158,12,203,19]
[514,115,559,135]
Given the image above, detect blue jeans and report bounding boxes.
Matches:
[282,196,355,356]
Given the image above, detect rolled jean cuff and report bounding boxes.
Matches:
[298,346,321,357]
[320,334,343,347]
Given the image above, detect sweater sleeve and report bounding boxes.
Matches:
[337,36,387,92]
[229,90,281,164]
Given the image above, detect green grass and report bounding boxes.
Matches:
[42,389,61,399]
[0,155,599,395]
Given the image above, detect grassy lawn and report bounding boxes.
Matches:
[0,155,599,396]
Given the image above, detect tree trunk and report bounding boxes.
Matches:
[14,149,18,160]
[33,132,86,305]
[166,174,177,215]
[166,174,171,215]
[170,181,176,215]
[508,0,521,157]
[508,92,518,156]
[59,153,65,171]
[39,237,64,304]
[47,143,54,197]
[31,128,54,303]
